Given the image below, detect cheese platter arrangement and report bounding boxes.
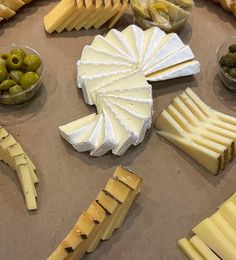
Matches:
[1,0,236,260]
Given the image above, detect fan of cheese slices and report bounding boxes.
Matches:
[48,166,142,260]
[178,192,236,259]
[59,25,200,157]
[0,0,33,22]
[44,0,129,33]
[155,87,236,175]
[0,126,38,211]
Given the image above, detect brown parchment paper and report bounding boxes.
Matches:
[1,1,236,259]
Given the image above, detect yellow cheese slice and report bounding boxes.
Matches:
[0,134,17,163]
[192,218,236,260]
[178,237,204,260]
[219,201,236,230]
[113,166,142,228]
[221,193,236,207]
[211,212,236,247]
[47,245,68,260]
[61,229,84,253]
[108,0,128,28]
[0,4,15,19]
[17,164,37,210]
[94,0,121,29]
[0,0,25,11]
[189,235,220,260]
[44,0,76,34]
[66,0,86,31]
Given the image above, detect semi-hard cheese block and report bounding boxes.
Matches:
[178,238,204,260]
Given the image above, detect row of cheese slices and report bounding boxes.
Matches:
[44,0,129,34]
[0,126,38,210]
[155,87,236,175]
[178,192,236,260]
[59,25,200,157]
[0,0,33,22]
[48,166,142,260]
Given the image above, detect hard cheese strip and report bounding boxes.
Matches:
[48,166,141,259]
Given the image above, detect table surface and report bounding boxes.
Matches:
[1,1,236,259]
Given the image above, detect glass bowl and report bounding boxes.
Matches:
[0,44,43,105]
[216,36,236,92]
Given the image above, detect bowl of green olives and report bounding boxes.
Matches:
[217,36,236,92]
[0,44,43,105]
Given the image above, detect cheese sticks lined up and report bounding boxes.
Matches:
[0,126,38,210]
[155,87,236,175]
[209,0,236,17]
[47,166,142,260]
[178,192,236,260]
[0,0,33,22]
[44,0,129,34]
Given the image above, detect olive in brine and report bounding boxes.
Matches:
[222,53,236,67]
[0,53,9,60]
[6,54,24,69]
[0,58,6,66]
[9,84,24,95]
[228,68,236,78]
[24,54,41,71]
[229,44,236,53]
[20,72,39,89]
[9,70,24,84]
[0,79,16,91]
[10,48,26,60]
[0,64,7,83]
[222,66,230,73]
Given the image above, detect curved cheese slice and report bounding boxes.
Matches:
[178,238,204,260]
[219,201,236,231]
[146,60,200,81]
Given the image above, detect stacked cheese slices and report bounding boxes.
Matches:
[48,166,142,260]
[0,0,33,22]
[0,126,38,210]
[155,87,236,175]
[178,192,236,260]
[44,0,129,33]
[59,25,200,157]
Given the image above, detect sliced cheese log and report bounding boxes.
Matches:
[178,237,204,260]
[44,0,76,34]
[146,60,200,81]
[59,113,98,144]
[157,131,221,174]
[122,24,144,64]
[108,0,129,28]
[113,166,142,228]
[101,99,135,156]
[189,235,220,260]
[102,177,132,239]
[96,190,120,240]
[0,4,15,19]
[219,201,236,230]
[211,212,236,247]
[90,109,117,157]
[106,100,148,145]
[0,0,25,11]
[80,69,132,105]
[72,115,102,152]
[145,45,195,75]
[141,26,166,66]
[143,33,185,71]
[192,218,236,260]
[105,29,136,62]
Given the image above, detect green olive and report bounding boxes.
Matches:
[0,64,8,83]
[6,54,24,70]
[0,53,9,60]
[222,53,236,67]
[9,70,24,84]
[222,66,231,73]
[0,79,16,91]
[20,72,39,89]
[24,54,41,71]
[219,55,226,66]
[10,48,26,60]
[9,84,24,95]
[0,58,6,66]
[229,44,236,53]
[228,68,236,79]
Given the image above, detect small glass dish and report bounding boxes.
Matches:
[0,44,43,105]
[216,36,236,92]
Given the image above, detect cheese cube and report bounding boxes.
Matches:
[178,238,204,260]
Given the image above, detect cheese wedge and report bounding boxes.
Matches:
[59,113,98,144]
[211,212,236,247]
[108,0,129,28]
[0,4,15,19]
[192,218,236,260]
[178,238,204,260]
[219,201,236,230]
[146,60,200,81]
[44,0,76,34]
[0,0,25,11]
[189,235,220,260]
